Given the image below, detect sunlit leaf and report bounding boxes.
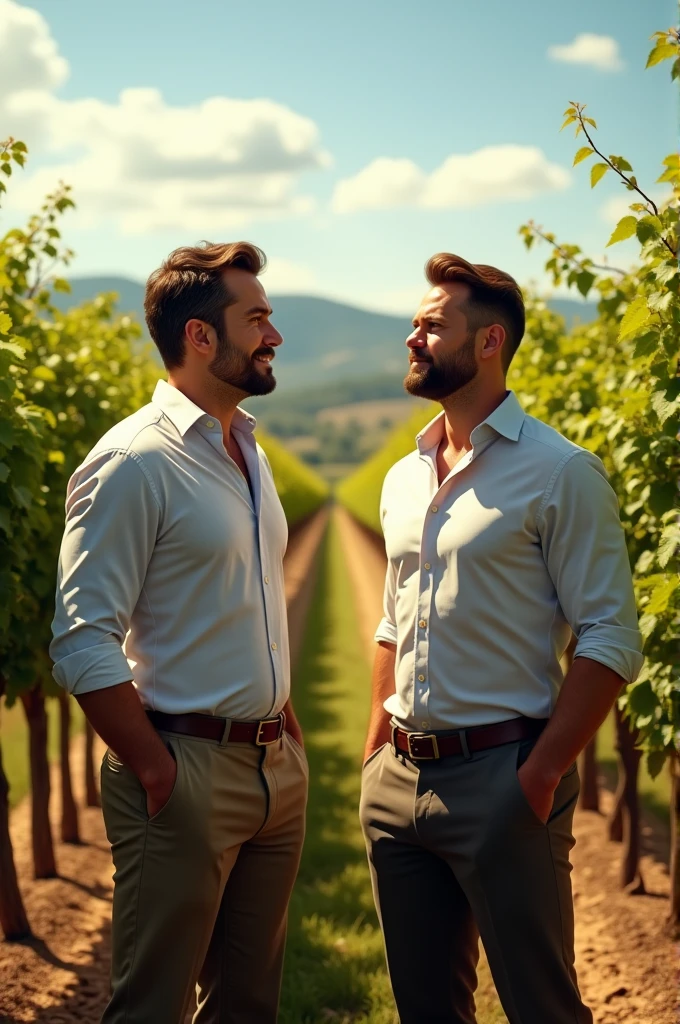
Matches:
[618,296,651,341]
[606,215,637,247]
[573,146,594,166]
[590,162,608,187]
[646,42,678,68]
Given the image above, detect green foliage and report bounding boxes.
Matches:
[258,430,329,525]
[336,406,435,534]
[339,34,680,772]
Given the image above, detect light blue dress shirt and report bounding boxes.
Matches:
[375,391,643,731]
[50,380,290,719]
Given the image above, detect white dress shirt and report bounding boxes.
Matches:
[50,380,290,719]
[375,391,643,731]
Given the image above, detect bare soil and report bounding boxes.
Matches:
[335,504,680,1024]
[0,506,329,1024]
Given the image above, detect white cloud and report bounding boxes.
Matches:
[0,0,68,94]
[332,145,570,214]
[263,258,318,294]
[0,1,330,233]
[548,34,624,72]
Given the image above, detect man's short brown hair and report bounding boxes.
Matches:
[425,253,525,369]
[144,241,267,369]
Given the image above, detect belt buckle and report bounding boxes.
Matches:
[407,732,440,760]
[256,716,283,745]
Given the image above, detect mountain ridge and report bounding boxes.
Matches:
[53,276,598,392]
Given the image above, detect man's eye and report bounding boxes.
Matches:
[429,321,441,329]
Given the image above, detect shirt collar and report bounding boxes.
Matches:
[415,390,525,452]
[152,379,257,437]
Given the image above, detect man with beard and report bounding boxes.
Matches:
[359,253,642,1024]
[50,242,308,1024]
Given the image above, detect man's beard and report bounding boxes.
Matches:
[404,333,478,401]
[209,328,277,397]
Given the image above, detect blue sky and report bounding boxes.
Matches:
[0,0,676,313]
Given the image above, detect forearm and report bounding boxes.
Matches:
[364,641,397,763]
[76,681,174,790]
[525,655,625,786]
[281,697,303,746]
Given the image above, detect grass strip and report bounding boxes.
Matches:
[280,515,505,1023]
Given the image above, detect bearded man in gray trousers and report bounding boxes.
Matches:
[360,253,643,1024]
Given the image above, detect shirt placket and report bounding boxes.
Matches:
[239,433,283,717]
[201,419,282,717]
[412,444,481,730]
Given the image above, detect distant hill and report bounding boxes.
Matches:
[53,276,598,392]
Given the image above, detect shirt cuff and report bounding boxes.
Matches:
[573,624,644,685]
[52,642,135,695]
[374,616,398,646]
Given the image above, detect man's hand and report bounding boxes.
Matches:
[363,742,386,766]
[282,698,304,749]
[285,719,305,749]
[140,754,178,819]
[517,761,560,825]
[363,642,397,767]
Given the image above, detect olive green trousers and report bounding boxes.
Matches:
[100,729,308,1024]
[360,736,592,1024]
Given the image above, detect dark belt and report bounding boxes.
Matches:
[391,716,548,762]
[146,710,285,746]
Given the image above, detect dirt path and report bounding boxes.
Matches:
[336,504,678,1024]
[0,505,330,1024]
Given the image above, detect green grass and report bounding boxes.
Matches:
[280,516,505,1024]
[259,429,329,526]
[0,696,85,809]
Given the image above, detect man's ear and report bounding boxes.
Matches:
[480,324,506,360]
[184,319,214,357]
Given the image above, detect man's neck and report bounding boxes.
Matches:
[167,374,245,439]
[439,384,508,454]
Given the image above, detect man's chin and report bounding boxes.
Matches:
[246,371,277,397]
[404,369,436,398]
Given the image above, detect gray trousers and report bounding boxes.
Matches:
[360,735,592,1024]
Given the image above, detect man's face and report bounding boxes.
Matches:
[209,268,283,397]
[404,283,478,401]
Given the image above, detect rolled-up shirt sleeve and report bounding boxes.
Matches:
[374,483,398,646]
[50,449,160,695]
[538,450,643,683]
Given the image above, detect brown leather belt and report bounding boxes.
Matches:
[391,716,548,762]
[146,710,285,746]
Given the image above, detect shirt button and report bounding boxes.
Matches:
[419,619,427,628]
[421,721,429,729]
[418,674,425,682]
[264,576,269,584]
[205,419,215,428]
[431,505,438,513]
[271,642,277,651]
[424,563,431,571]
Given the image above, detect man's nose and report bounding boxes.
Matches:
[266,323,283,347]
[406,328,426,350]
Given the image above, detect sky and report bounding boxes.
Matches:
[0,0,676,314]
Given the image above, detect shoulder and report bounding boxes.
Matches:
[519,414,606,478]
[382,448,421,492]
[71,403,167,499]
[81,403,164,463]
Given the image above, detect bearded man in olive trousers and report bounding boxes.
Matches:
[51,242,308,1023]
